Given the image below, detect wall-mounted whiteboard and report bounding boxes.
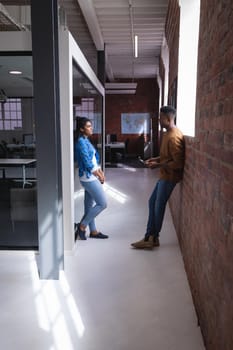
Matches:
[121,113,150,134]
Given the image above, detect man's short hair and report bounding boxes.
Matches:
[160,105,176,117]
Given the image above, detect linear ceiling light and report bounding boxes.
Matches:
[105,83,137,89]
[9,70,22,75]
[105,82,137,95]
[106,90,136,95]
[134,35,138,58]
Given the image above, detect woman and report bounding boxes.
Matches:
[74,117,108,240]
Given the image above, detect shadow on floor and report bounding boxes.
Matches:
[0,179,38,250]
[105,155,146,168]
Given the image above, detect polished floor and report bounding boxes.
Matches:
[0,167,205,350]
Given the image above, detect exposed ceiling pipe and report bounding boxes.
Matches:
[128,0,135,57]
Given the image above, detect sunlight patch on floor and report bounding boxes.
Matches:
[103,183,128,204]
[115,163,137,172]
[28,256,85,350]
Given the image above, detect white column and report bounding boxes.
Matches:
[59,28,74,251]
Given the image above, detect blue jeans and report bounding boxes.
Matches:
[80,179,107,232]
[145,179,176,239]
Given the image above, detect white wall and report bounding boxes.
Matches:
[0,32,31,51]
[177,0,200,136]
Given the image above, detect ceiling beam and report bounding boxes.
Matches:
[0,2,26,30]
[77,0,103,50]
[77,0,114,82]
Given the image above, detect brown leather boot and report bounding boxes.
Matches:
[131,235,154,249]
[153,237,160,247]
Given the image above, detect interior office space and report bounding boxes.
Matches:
[0,1,232,349]
[0,1,107,278]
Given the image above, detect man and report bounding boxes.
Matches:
[131,105,185,249]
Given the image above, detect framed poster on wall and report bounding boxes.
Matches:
[121,113,150,134]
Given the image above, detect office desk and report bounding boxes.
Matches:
[6,143,36,150]
[97,142,125,149]
[6,144,36,158]
[0,158,36,188]
[98,142,125,162]
[106,142,125,149]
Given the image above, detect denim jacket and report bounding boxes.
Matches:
[74,136,100,178]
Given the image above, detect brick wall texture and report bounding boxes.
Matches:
[167,1,233,349]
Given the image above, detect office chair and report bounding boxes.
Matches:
[10,187,37,231]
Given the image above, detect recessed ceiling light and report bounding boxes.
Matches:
[9,70,22,75]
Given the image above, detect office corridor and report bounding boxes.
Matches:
[0,167,205,350]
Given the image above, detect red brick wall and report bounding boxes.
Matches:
[105,79,160,156]
[165,0,180,95]
[167,1,233,349]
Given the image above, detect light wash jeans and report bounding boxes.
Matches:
[80,179,107,232]
[145,179,176,239]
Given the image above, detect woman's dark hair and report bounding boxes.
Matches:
[76,117,92,137]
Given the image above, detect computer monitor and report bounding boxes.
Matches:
[23,133,34,145]
[110,134,117,142]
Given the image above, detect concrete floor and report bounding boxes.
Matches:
[0,167,205,350]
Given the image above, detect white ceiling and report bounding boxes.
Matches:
[63,0,169,81]
[0,0,169,96]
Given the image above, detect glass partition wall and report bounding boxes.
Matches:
[0,53,38,249]
[73,61,103,161]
